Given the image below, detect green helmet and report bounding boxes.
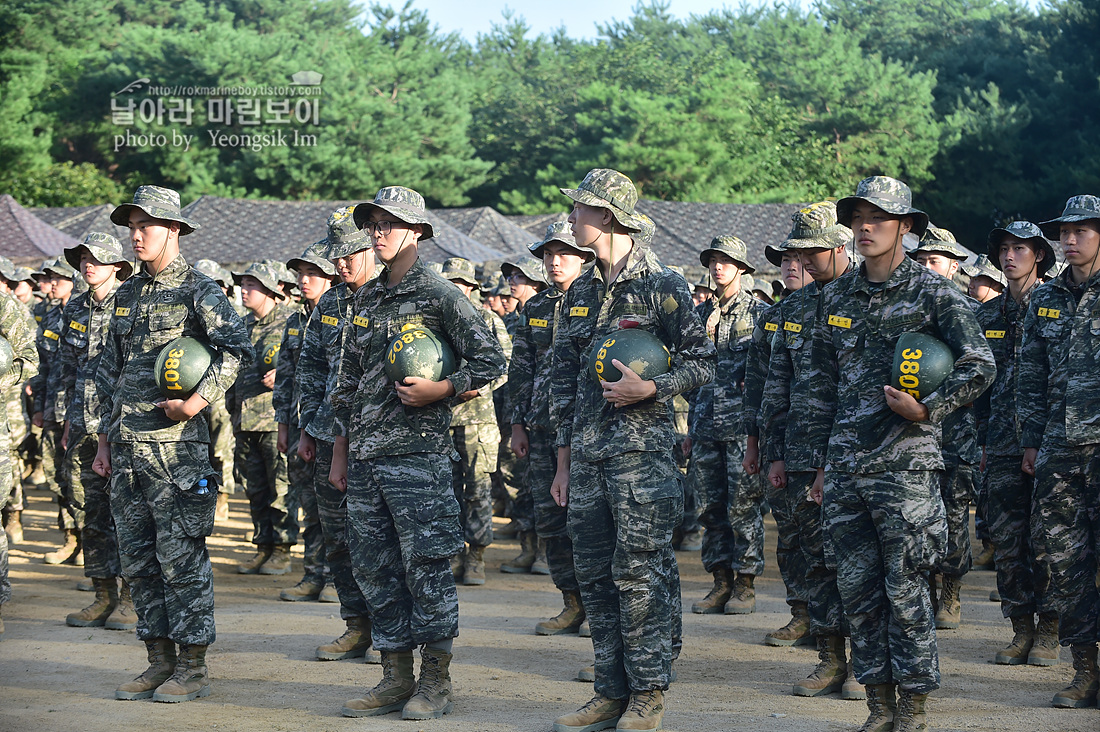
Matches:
[155,336,215,398]
[588,328,670,384]
[0,335,13,376]
[384,327,456,384]
[892,332,954,400]
[257,332,282,372]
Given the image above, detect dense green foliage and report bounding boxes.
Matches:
[1,0,1096,246]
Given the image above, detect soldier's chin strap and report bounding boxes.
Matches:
[380,228,413,275]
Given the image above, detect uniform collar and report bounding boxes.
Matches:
[135,253,189,286]
[375,257,427,297]
[592,244,658,287]
[853,255,919,294]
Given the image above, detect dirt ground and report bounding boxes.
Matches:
[1,487,1096,732]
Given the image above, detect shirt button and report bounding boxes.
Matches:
[421,432,427,437]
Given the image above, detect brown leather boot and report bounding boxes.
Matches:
[44,529,81,565]
[842,670,867,700]
[463,544,487,586]
[258,544,293,575]
[793,635,846,697]
[691,567,733,614]
[1051,644,1099,708]
[401,645,455,719]
[531,538,550,575]
[152,643,210,702]
[536,591,585,635]
[856,683,896,732]
[616,689,665,731]
[317,616,376,661]
[893,689,929,732]
[552,694,624,732]
[342,650,416,717]
[214,492,230,522]
[105,580,138,631]
[765,601,812,646]
[280,578,323,602]
[115,639,177,700]
[994,615,1035,665]
[66,577,118,627]
[973,538,995,569]
[935,575,962,629]
[725,573,756,614]
[1028,612,1060,666]
[237,544,273,574]
[500,531,536,574]
[4,510,23,544]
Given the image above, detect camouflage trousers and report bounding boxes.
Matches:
[1032,442,1100,646]
[973,464,990,542]
[984,454,1050,618]
[206,398,236,495]
[688,439,764,576]
[569,450,682,698]
[312,439,368,620]
[0,520,8,606]
[287,426,325,584]
[235,430,297,547]
[495,439,533,532]
[824,470,945,694]
[42,423,78,531]
[5,384,27,497]
[346,453,462,651]
[110,441,217,646]
[0,413,11,605]
[452,424,499,548]
[936,462,974,578]
[66,429,120,579]
[767,465,811,607]
[791,470,846,637]
[526,426,577,593]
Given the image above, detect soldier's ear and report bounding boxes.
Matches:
[898,216,913,236]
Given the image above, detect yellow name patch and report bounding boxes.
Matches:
[114,307,130,317]
[287,328,299,336]
[764,322,778,332]
[828,315,852,329]
[985,330,1006,339]
[1037,307,1060,319]
[529,318,549,328]
[783,322,802,333]
[35,315,42,322]
[320,315,339,326]
[353,316,369,327]
[570,307,589,317]
[69,320,87,333]
[44,329,59,341]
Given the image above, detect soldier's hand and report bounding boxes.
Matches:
[261,368,276,390]
[32,411,43,428]
[92,443,112,478]
[1021,447,1038,476]
[883,385,929,421]
[458,389,480,403]
[61,420,70,451]
[297,433,316,463]
[681,436,692,458]
[980,447,987,473]
[769,460,787,489]
[396,376,456,407]
[277,423,289,454]
[551,469,569,507]
[743,436,760,475]
[511,424,529,458]
[601,360,657,407]
[329,437,349,492]
[809,468,824,505]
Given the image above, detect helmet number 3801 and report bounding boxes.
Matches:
[162,347,185,391]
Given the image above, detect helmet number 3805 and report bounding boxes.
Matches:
[897,347,922,397]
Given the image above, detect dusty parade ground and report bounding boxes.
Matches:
[1,486,1096,732]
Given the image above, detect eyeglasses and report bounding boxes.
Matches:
[362,220,405,236]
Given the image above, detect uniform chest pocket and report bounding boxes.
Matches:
[530,322,554,347]
[565,310,596,346]
[611,302,653,328]
[784,332,806,351]
[1037,315,1066,340]
[63,329,88,350]
[879,313,925,340]
[147,305,188,332]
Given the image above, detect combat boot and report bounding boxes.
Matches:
[115,639,177,700]
[842,671,867,700]
[616,689,664,731]
[77,578,94,592]
[1028,612,1060,666]
[280,578,322,601]
[579,619,591,637]
[989,588,1001,602]
[531,538,551,575]
[537,591,586,635]
[725,574,756,614]
[105,580,138,631]
[934,575,962,629]
[856,683,896,732]
[576,665,595,682]
[1051,644,1098,708]
[765,601,812,647]
[4,509,23,544]
[973,538,995,570]
[66,577,119,627]
[401,645,455,719]
[691,567,733,614]
[553,694,624,732]
[341,650,416,717]
[258,543,293,575]
[237,543,273,574]
[44,528,81,565]
[463,544,487,586]
[450,547,466,581]
[214,492,230,522]
[501,531,537,574]
[318,585,339,603]
[793,635,846,697]
[153,643,210,702]
[893,689,929,732]
[994,614,1034,665]
[317,616,378,661]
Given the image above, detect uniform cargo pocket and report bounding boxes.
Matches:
[619,478,681,552]
[173,480,218,539]
[410,495,463,562]
[901,505,947,573]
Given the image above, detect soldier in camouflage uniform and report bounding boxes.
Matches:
[804,177,995,732]
[230,262,297,576]
[908,228,981,630]
[759,203,863,699]
[93,185,251,702]
[975,221,1057,667]
[691,273,715,307]
[509,222,594,634]
[441,258,512,586]
[686,236,769,617]
[296,206,380,662]
[549,169,715,732]
[276,240,336,602]
[0,278,40,639]
[331,186,506,720]
[0,258,32,543]
[53,234,137,631]
[964,254,1006,304]
[1018,195,1100,709]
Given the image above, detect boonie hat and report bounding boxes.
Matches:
[352,186,435,241]
[836,176,929,238]
[560,169,646,233]
[64,232,133,281]
[987,220,1056,277]
[110,185,199,235]
[699,235,756,274]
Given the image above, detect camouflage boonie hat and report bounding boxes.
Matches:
[441,257,479,287]
[64,232,134,281]
[264,259,296,285]
[961,254,1007,287]
[193,259,232,286]
[232,261,285,299]
[749,276,773,302]
[0,255,16,282]
[637,212,656,246]
[529,220,594,262]
[479,271,502,295]
[287,238,337,277]
[352,186,435,241]
[427,261,445,275]
[836,176,929,238]
[1039,194,1100,239]
[501,258,548,286]
[764,244,784,267]
[41,256,77,280]
[693,272,716,293]
[325,205,373,259]
[110,185,199,235]
[780,201,852,254]
[11,266,36,284]
[987,220,1056,276]
[699,235,756,274]
[909,226,970,261]
[559,168,646,232]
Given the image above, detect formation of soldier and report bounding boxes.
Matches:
[0,171,1098,732]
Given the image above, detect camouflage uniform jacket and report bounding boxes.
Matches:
[550,246,715,462]
[31,299,64,419]
[330,258,507,460]
[52,284,121,434]
[740,300,782,441]
[939,295,982,467]
[272,304,309,427]
[804,256,996,473]
[451,306,511,427]
[507,286,565,430]
[0,292,39,394]
[230,303,286,433]
[688,287,767,443]
[503,310,520,339]
[95,254,252,443]
[1017,269,1100,449]
[296,282,360,442]
[974,292,1033,457]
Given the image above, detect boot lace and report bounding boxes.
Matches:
[625,691,661,717]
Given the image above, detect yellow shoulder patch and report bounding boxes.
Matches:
[320,315,339,326]
[827,315,852,329]
[114,307,130,317]
[529,318,549,328]
[570,307,589,317]
[69,320,87,333]
[34,315,42,322]
[783,322,802,333]
[764,321,778,332]
[985,329,1005,339]
[661,295,679,314]
[353,316,369,327]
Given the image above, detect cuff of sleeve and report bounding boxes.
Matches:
[448,371,472,397]
[556,425,572,448]
[651,373,674,403]
[922,390,949,424]
[1020,429,1043,450]
[193,379,224,409]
